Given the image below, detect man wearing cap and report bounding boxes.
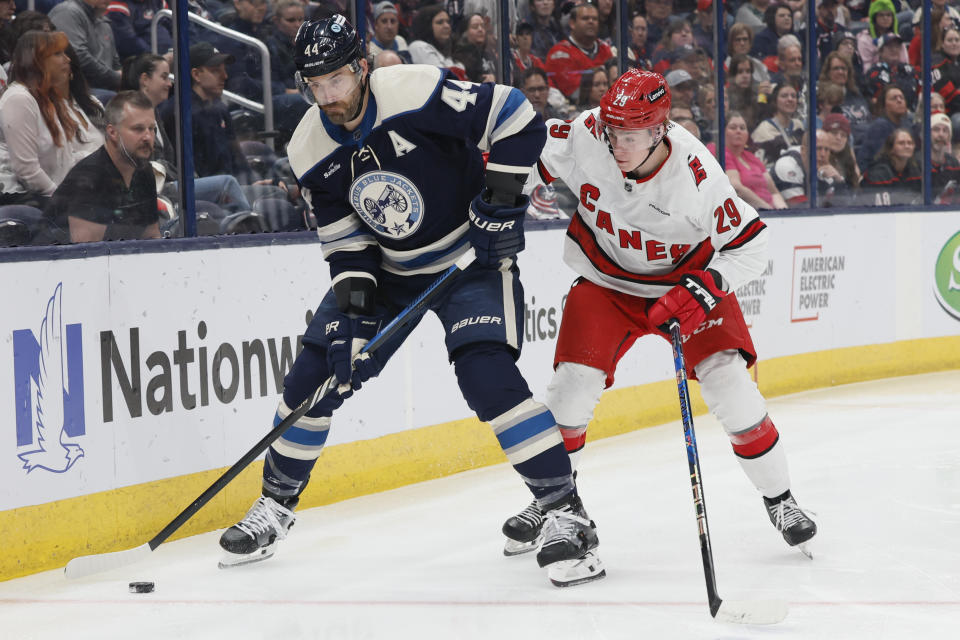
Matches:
[545,1,612,100]
[665,68,697,108]
[822,111,852,150]
[865,33,919,111]
[931,112,960,203]
[511,21,544,75]
[665,43,710,84]
[367,1,411,63]
[160,42,254,181]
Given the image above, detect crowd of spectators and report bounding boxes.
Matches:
[3,0,960,246]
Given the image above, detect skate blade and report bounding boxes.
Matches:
[503,534,542,557]
[218,545,277,569]
[796,541,813,559]
[547,549,606,588]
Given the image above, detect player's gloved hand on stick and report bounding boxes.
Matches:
[325,312,382,390]
[467,190,529,267]
[648,270,726,335]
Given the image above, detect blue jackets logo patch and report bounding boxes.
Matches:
[350,171,424,237]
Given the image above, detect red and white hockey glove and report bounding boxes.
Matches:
[648,270,725,335]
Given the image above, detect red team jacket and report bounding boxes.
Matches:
[545,39,613,99]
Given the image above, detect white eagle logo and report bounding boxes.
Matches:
[18,283,85,474]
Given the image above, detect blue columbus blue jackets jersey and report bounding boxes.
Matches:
[286,64,546,289]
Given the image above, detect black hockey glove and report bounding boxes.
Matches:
[325,312,383,388]
[467,192,529,268]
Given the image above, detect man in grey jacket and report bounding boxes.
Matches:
[50,0,121,90]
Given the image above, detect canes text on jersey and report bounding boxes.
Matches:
[580,183,691,264]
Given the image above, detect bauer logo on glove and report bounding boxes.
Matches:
[468,209,518,232]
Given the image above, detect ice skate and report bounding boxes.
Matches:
[536,495,605,587]
[502,499,543,556]
[764,490,817,558]
[218,496,297,568]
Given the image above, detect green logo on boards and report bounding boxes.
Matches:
[934,230,960,320]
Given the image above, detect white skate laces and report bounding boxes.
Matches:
[513,501,543,529]
[767,496,806,532]
[235,497,294,541]
[542,505,591,545]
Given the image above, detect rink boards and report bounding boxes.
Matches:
[2,210,959,580]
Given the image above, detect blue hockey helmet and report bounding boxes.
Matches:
[294,14,363,77]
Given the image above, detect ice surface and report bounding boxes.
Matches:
[1,371,957,639]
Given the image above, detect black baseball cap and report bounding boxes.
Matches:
[190,41,235,68]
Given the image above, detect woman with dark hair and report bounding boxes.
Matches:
[820,113,861,192]
[932,25,960,123]
[752,3,796,62]
[860,127,921,205]
[10,9,54,39]
[651,18,694,74]
[751,82,804,166]
[856,84,911,171]
[908,5,952,67]
[817,51,871,147]
[64,42,105,156]
[0,31,101,209]
[574,66,607,114]
[727,53,763,130]
[453,12,496,82]
[724,22,771,90]
[595,0,616,43]
[408,5,458,69]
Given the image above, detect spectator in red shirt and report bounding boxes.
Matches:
[544,1,612,100]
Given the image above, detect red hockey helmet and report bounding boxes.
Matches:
[599,69,671,157]
[599,69,672,130]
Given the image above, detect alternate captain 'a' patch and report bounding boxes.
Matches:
[350,171,424,238]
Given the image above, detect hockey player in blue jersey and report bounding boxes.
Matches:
[218,14,605,587]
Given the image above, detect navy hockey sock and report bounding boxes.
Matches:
[263,447,317,501]
[454,343,575,505]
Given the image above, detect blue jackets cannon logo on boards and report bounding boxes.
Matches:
[12,283,85,474]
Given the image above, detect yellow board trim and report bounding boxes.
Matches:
[3,336,958,581]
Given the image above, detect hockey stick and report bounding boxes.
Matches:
[64,249,476,580]
[667,320,788,625]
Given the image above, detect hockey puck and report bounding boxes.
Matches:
[128,581,155,594]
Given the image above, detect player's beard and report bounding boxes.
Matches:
[321,87,363,125]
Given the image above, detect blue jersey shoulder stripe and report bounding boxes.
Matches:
[494,87,530,130]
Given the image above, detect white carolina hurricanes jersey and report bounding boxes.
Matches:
[530,109,769,298]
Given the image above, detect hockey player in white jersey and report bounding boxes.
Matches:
[501,69,817,562]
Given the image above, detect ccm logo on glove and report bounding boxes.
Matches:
[648,270,725,335]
